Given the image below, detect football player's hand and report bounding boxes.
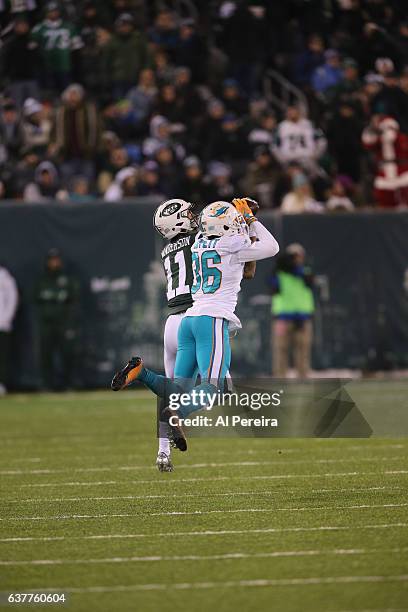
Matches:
[244,197,260,214]
[232,197,257,225]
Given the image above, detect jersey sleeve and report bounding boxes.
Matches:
[217,234,251,255]
[249,224,257,239]
[232,221,279,263]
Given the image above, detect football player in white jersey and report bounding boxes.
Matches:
[153,197,257,471]
[112,200,279,447]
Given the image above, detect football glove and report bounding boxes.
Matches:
[232,197,258,225]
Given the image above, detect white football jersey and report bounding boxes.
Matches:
[186,221,279,329]
[274,119,326,164]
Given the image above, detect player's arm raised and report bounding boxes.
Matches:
[232,198,279,263]
[243,235,257,279]
[232,198,259,279]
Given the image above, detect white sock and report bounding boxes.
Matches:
[158,421,170,455]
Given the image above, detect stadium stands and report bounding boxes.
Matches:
[0,0,407,209]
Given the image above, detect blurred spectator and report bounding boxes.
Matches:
[1,15,39,107]
[216,1,269,93]
[207,113,248,169]
[154,145,182,196]
[0,265,18,396]
[0,0,37,23]
[240,146,280,208]
[247,110,277,149]
[208,161,234,201]
[155,83,186,125]
[24,161,61,202]
[360,73,384,116]
[108,0,137,23]
[274,161,304,205]
[221,79,248,116]
[311,49,342,95]
[375,57,395,79]
[123,68,158,129]
[270,243,315,378]
[79,24,111,100]
[293,34,325,88]
[358,22,401,74]
[31,1,83,94]
[198,99,226,162]
[328,57,361,102]
[10,149,41,197]
[80,1,108,30]
[179,156,215,205]
[0,101,24,163]
[280,173,323,214]
[51,84,100,182]
[273,106,327,175]
[138,160,163,196]
[97,145,129,194]
[396,21,408,67]
[67,176,95,202]
[326,177,355,212]
[174,19,207,83]
[21,99,51,156]
[143,115,185,160]
[104,166,138,201]
[362,115,408,207]
[149,8,178,52]
[105,12,152,99]
[35,249,80,390]
[327,101,363,182]
[372,71,408,132]
[153,49,175,83]
[104,73,155,139]
[173,67,203,121]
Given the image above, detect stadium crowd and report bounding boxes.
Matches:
[0,0,407,210]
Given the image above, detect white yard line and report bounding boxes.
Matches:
[1,523,406,543]
[20,575,408,593]
[344,444,405,451]
[16,470,408,488]
[2,547,407,567]
[7,486,404,504]
[0,444,405,464]
[1,458,407,476]
[4,391,152,403]
[1,503,407,522]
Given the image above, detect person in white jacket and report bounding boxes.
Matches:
[104,167,138,202]
[0,266,19,395]
[273,106,327,176]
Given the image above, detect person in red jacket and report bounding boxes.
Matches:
[362,114,408,207]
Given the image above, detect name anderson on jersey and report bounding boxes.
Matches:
[161,235,192,258]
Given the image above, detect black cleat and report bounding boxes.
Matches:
[161,407,187,452]
[111,357,143,391]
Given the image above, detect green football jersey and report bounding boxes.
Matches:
[31,19,82,72]
[161,232,196,314]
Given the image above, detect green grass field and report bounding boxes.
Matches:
[0,387,408,612]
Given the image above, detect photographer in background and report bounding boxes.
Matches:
[269,243,315,378]
[0,265,18,396]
